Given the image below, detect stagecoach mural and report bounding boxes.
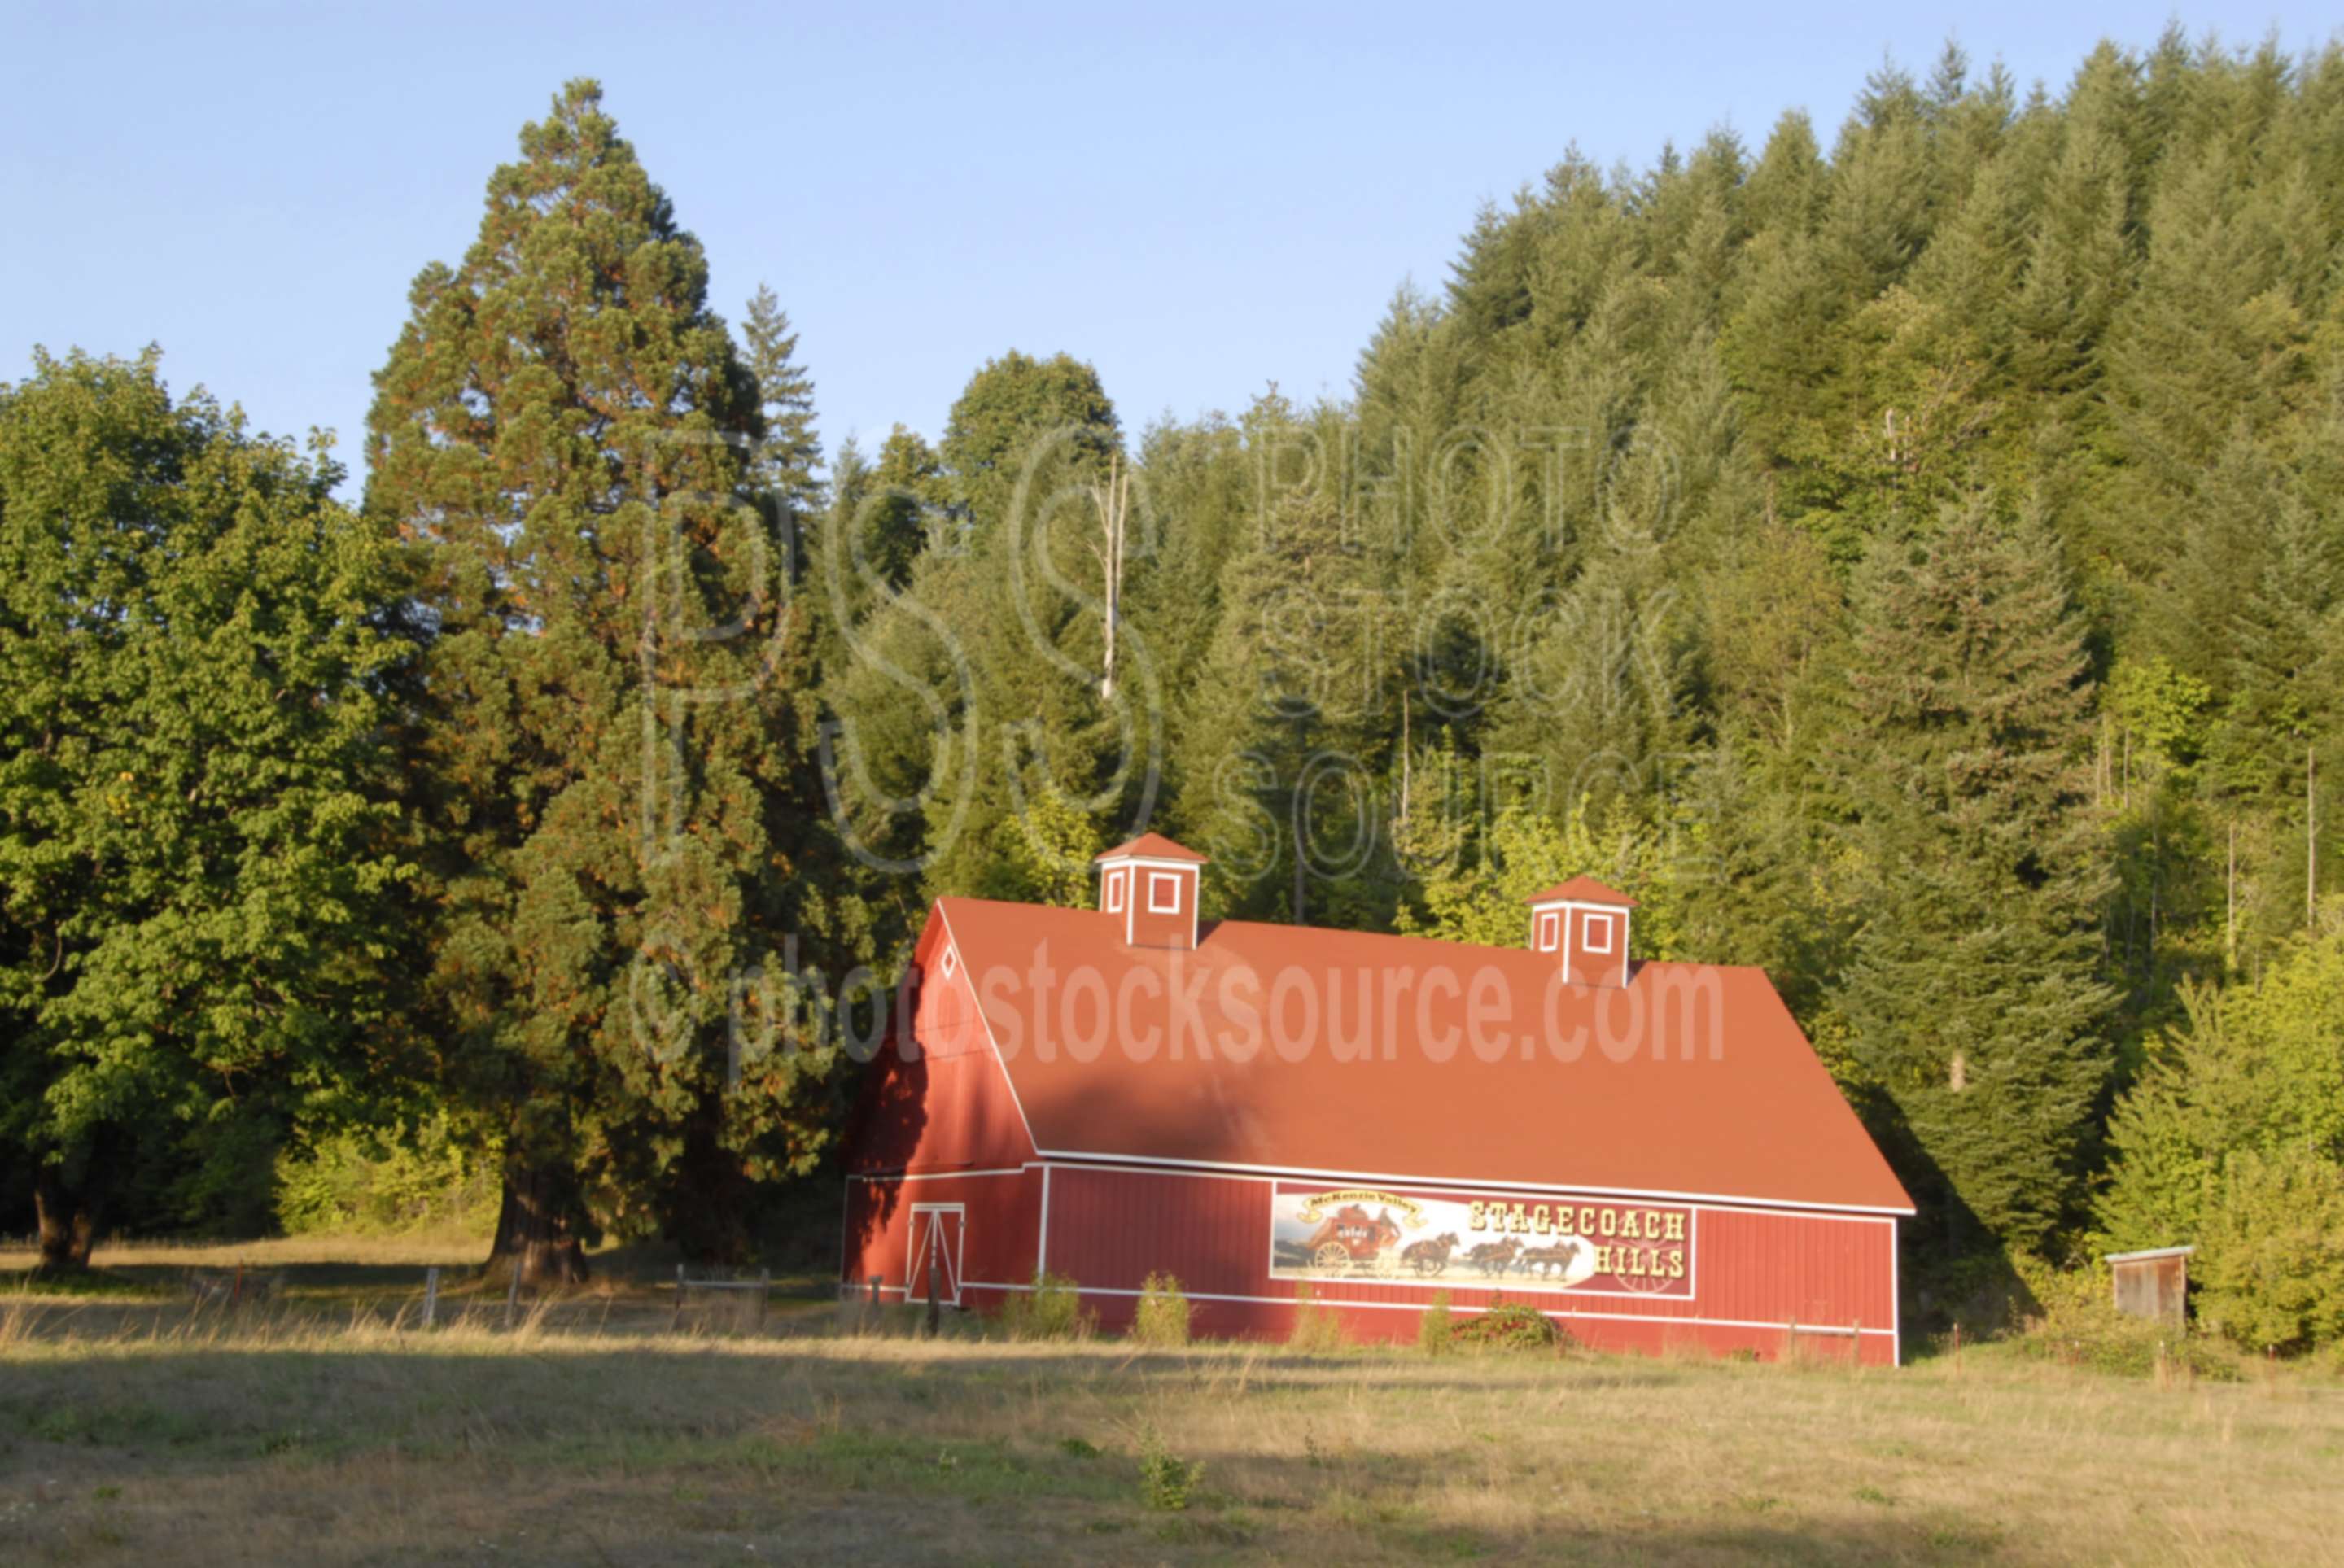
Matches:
[1266,1184,1695,1299]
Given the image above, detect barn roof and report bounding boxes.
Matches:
[926,898,1913,1215]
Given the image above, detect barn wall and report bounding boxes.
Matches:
[842,1168,1042,1307]
[842,913,1036,1179]
[1038,1164,1899,1365]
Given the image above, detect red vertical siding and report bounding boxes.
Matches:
[842,1169,1042,1307]
[1043,1165,1271,1291]
[1038,1164,1898,1365]
[842,912,1036,1177]
[1694,1206,1896,1334]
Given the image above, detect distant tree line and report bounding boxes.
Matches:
[3,38,2340,1346]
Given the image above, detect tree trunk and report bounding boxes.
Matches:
[485,1161,589,1285]
[661,1108,751,1267]
[33,1161,101,1271]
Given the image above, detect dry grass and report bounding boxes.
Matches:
[2,1275,2341,1565]
[0,1233,492,1274]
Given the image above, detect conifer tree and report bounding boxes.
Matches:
[365,82,834,1278]
[741,284,824,530]
[935,351,1117,540]
[1837,502,2114,1256]
[864,426,946,589]
[1179,402,1397,924]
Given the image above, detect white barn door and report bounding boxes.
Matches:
[906,1203,964,1306]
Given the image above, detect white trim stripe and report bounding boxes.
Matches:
[1891,1215,1902,1368]
[847,1168,1031,1182]
[1038,1164,1053,1275]
[911,1281,1894,1339]
[854,1163,1902,1230]
[1031,1149,1915,1216]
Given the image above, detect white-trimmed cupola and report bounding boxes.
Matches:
[1524,875,1637,989]
[1095,832,1208,951]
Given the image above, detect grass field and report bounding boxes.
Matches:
[3,1238,2342,1565]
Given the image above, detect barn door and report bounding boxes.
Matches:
[906,1203,964,1306]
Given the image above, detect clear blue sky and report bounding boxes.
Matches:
[3,3,2329,491]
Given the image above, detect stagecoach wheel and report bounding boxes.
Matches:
[1616,1251,1675,1294]
[1312,1242,1352,1272]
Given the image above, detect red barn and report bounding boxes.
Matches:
[842,834,1913,1365]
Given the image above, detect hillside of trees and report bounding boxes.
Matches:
[5,33,2342,1348]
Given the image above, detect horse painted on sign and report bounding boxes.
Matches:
[1464,1237,1520,1277]
[1517,1239,1583,1279]
[1400,1233,1461,1277]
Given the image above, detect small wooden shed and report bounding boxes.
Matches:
[2104,1246,2193,1326]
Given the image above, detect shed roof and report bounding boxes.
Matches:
[2103,1246,2196,1264]
[927,898,1913,1214]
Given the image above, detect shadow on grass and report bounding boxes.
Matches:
[0,1267,172,1300]
[1,1240,843,1316]
[0,1359,2016,1568]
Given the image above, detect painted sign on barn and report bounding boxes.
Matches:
[1266,1183,1695,1298]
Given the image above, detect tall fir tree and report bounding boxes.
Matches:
[364,82,835,1278]
[1836,502,2114,1256]
[740,284,824,531]
[1178,401,1398,924]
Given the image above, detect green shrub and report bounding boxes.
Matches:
[1450,1299,1563,1354]
[2013,1267,2240,1382]
[1286,1282,1345,1353]
[999,1271,1093,1341]
[274,1113,497,1237]
[2097,929,2344,1359]
[2197,1147,2344,1356]
[1138,1428,1204,1511]
[1419,1290,1454,1356]
[1132,1272,1192,1348]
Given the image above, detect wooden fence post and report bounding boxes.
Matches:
[672,1263,686,1334]
[421,1267,440,1330]
[755,1268,771,1334]
[505,1263,522,1328]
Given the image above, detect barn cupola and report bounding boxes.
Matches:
[1524,876,1637,989]
[1095,833,1209,951]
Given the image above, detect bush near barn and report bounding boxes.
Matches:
[1132,1272,1192,1347]
[999,1271,1092,1341]
[1450,1300,1568,1354]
